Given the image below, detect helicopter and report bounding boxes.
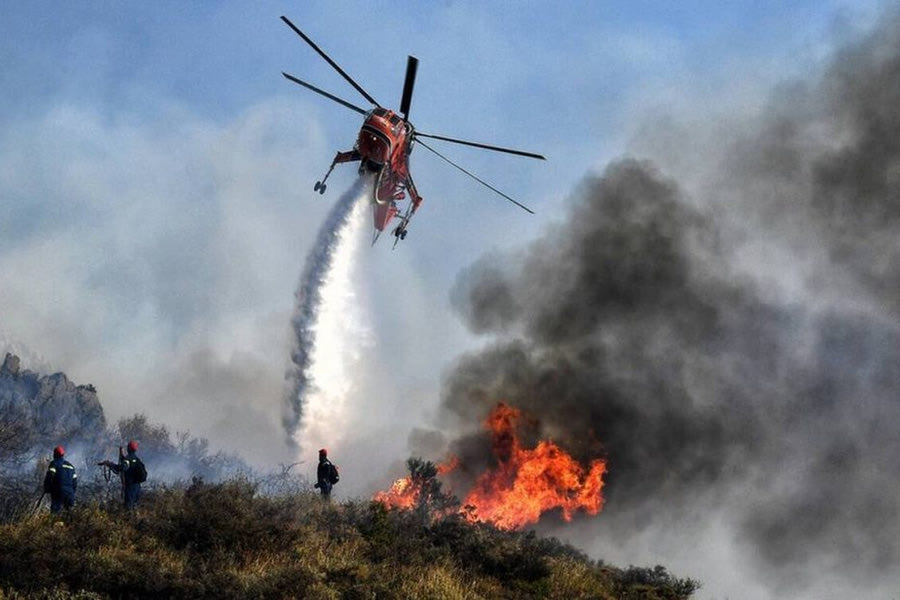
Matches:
[280,15,545,245]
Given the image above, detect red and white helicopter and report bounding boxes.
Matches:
[280,15,545,245]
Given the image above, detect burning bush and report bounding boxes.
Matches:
[372,457,459,523]
[375,403,607,530]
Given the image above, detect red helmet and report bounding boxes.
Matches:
[53,446,65,458]
[319,448,327,457]
[127,440,139,452]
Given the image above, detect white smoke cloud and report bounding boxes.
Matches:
[0,97,332,466]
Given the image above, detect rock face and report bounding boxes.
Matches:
[0,352,106,447]
[1,353,20,377]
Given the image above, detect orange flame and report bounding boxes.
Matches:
[372,476,418,509]
[372,455,460,509]
[462,403,606,529]
[373,403,606,530]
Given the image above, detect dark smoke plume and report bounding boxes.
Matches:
[439,14,900,594]
[283,176,368,444]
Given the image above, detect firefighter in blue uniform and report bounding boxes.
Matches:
[44,445,77,513]
[100,440,144,509]
[314,448,338,501]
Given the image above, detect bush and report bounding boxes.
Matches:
[615,565,701,599]
[0,477,700,599]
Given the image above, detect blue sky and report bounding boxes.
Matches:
[0,2,890,597]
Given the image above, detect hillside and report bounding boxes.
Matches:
[0,479,699,599]
[0,353,699,598]
[0,352,250,523]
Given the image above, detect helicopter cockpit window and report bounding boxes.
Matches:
[388,114,403,134]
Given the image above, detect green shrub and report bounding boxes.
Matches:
[0,476,699,599]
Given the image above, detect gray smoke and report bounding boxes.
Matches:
[0,352,247,497]
[438,13,900,596]
[283,176,369,444]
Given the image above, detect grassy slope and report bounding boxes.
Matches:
[0,479,698,599]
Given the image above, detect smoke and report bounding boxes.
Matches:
[0,354,249,504]
[0,97,334,467]
[435,13,900,599]
[283,176,372,455]
[0,335,52,376]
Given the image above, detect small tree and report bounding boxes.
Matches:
[116,415,176,456]
[0,406,38,468]
[405,457,459,523]
[0,407,41,522]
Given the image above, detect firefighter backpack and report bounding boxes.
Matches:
[132,458,148,484]
[328,462,340,485]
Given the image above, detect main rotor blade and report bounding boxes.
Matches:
[416,132,545,160]
[416,139,535,214]
[282,72,367,115]
[281,15,380,107]
[399,56,418,121]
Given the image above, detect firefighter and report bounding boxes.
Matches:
[43,446,77,513]
[314,448,339,500]
[99,440,146,509]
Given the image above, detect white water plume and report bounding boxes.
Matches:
[284,176,373,456]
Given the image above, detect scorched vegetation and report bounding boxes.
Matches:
[0,471,699,599]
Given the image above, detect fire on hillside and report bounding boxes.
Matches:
[374,403,607,530]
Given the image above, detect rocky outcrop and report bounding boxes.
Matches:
[0,353,106,447]
[1,353,20,377]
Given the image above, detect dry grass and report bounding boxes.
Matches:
[0,478,699,599]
